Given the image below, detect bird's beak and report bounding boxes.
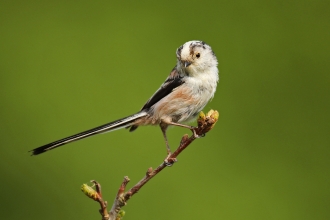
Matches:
[184,61,192,68]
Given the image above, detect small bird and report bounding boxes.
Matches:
[31,40,219,162]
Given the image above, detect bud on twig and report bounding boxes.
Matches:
[81,184,98,201]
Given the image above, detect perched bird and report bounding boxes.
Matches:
[31,40,219,163]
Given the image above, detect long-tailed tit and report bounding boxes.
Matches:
[31,40,219,161]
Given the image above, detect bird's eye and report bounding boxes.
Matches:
[196,53,200,58]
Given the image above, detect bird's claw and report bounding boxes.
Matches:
[191,128,200,138]
[164,156,177,167]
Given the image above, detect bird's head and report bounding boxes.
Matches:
[176,40,218,75]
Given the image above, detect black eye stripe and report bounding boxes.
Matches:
[176,45,183,58]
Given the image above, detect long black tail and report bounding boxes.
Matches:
[30,111,147,155]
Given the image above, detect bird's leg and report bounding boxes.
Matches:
[160,123,177,166]
[160,124,171,155]
[165,121,199,138]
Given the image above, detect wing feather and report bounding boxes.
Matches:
[140,66,184,110]
[128,66,185,132]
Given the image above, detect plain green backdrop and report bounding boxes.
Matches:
[1,0,329,219]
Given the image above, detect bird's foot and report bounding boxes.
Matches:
[164,154,177,167]
[191,127,205,138]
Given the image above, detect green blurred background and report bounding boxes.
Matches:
[1,0,329,219]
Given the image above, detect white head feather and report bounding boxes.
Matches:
[176,41,218,78]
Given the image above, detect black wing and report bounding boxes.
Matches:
[140,67,184,110]
[129,66,185,131]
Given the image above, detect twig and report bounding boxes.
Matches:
[81,110,219,220]
[81,180,109,220]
